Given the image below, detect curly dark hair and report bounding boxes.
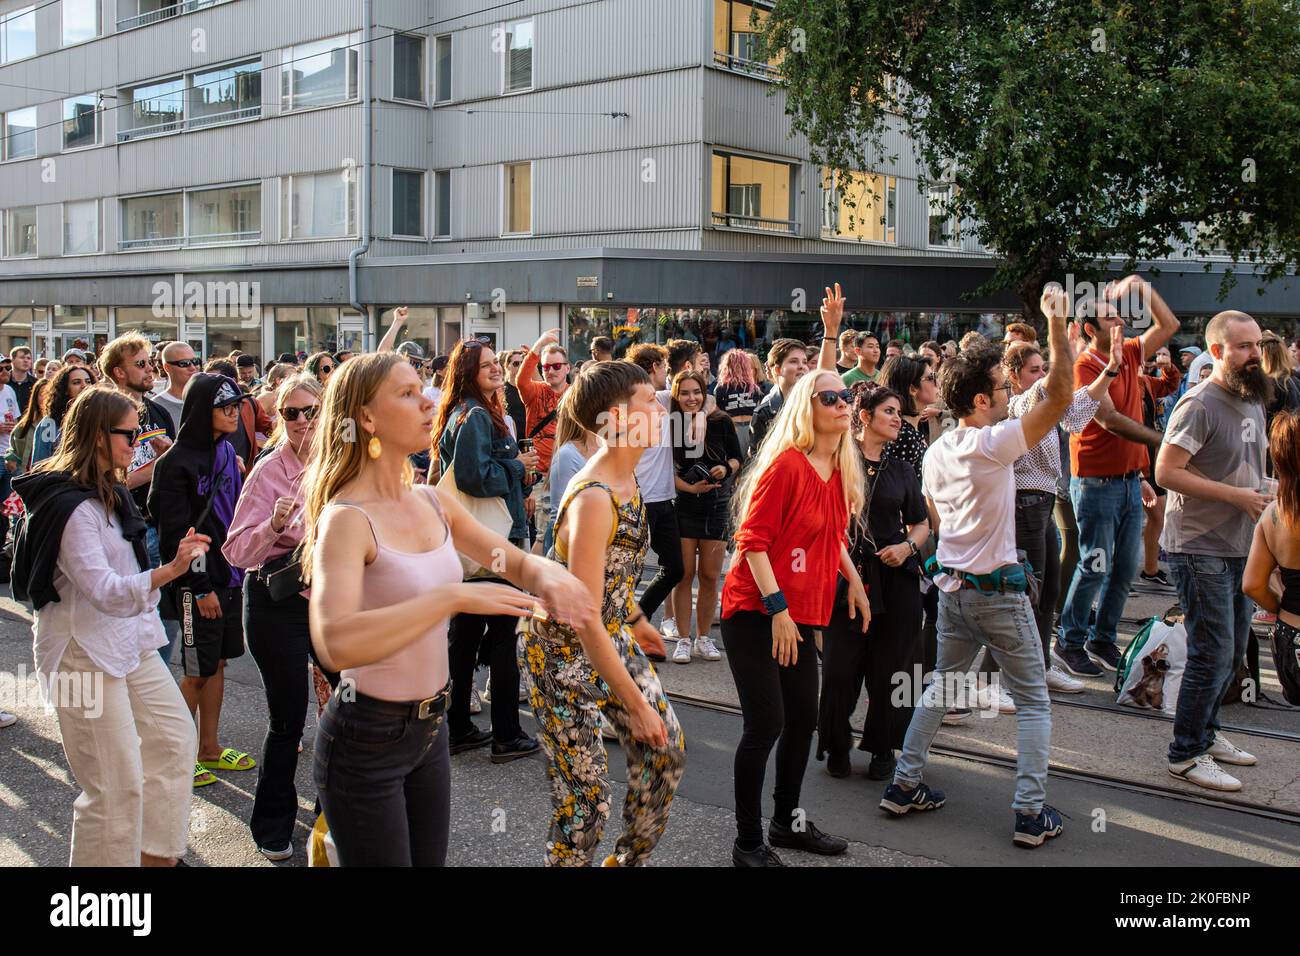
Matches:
[46,362,97,428]
[940,342,1004,417]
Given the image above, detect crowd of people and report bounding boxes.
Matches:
[4,275,1299,867]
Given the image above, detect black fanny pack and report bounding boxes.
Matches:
[259,551,306,602]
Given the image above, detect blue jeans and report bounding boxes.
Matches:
[1166,553,1253,763]
[1059,475,1143,649]
[146,525,181,665]
[894,587,1052,814]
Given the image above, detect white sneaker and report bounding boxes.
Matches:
[672,638,693,664]
[976,683,1016,714]
[693,637,722,661]
[1046,665,1085,694]
[1208,732,1257,767]
[0,711,15,729]
[480,678,491,703]
[661,618,681,641]
[469,688,482,715]
[1169,753,1241,791]
[259,843,293,862]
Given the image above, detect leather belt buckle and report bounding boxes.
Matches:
[417,688,449,720]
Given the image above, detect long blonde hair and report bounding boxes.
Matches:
[265,373,323,452]
[299,353,411,581]
[731,370,864,530]
[34,385,138,515]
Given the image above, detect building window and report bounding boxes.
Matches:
[118,1,236,33]
[282,34,360,112]
[62,0,100,46]
[503,20,533,93]
[63,95,100,150]
[713,0,780,78]
[125,77,185,138]
[821,169,897,244]
[393,33,424,102]
[121,193,184,249]
[4,207,37,257]
[434,35,452,103]
[281,171,358,240]
[392,169,424,237]
[188,60,262,128]
[188,184,261,245]
[710,151,796,232]
[927,184,959,247]
[502,162,532,235]
[63,200,100,254]
[1,6,36,64]
[3,107,37,160]
[275,307,362,356]
[434,169,451,237]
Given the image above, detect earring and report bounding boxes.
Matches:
[367,436,382,460]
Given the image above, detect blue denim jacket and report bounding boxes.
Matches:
[437,399,527,542]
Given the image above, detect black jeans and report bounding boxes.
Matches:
[721,609,820,848]
[818,568,924,759]
[448,598,524,742]
[639,498,684,618]
[314,692,451,867]
[1015,491,1060,666]
[244,576,337,850]
[1054,494,1079,618]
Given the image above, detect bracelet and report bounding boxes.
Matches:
[907,540,920,558]
[822,336,837,342]
[760,590,788,617]
[1104,368,1120,377]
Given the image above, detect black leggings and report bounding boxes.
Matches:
[721,609,820,849]
[447,603,524,742]
[640,499,685,618]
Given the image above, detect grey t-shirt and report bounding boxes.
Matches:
[1160,380,1266,557]
[153,389,185,433]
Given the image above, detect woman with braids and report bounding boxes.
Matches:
[301,353,592,866]
[32,364,96,466]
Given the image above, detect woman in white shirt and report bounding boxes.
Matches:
[14,386,210,867]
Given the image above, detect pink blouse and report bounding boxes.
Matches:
[223,442,306,571]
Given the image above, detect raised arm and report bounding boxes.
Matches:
[1019,285,1075,449]
[376,306,409,353]
[1104,275,1179,358]
[818,284,846,372]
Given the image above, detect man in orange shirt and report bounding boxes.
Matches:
[514,328,571,551]
[1054,276,1179,678]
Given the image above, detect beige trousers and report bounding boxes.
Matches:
[55,640,197,866]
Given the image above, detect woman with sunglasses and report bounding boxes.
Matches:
[307,352,336,387]
[721,370,870,866]
[32,364,96,467]
[817,383,930,781]
[433,340,541,763]
[15,386,210,865]
[223,373,334,860]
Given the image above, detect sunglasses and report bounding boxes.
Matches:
[814,389,854,407]
[921,373,938,383]
[542,362,569,373]
[129,359,150,370]
[282,404,319,422]
[110,427,140,446]
[318,365,335,375]
[167,358,202,369]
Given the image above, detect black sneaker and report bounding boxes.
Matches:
[1013,805,1064,848]
[866,752,896,781]
[1085,640,1123,672]
[879,781,946,816]
[732,840,785,867]
[1052,642,1103,677]
[1140,569,1172,588]
[768,820,848,856]
[449,727,493,755]
[490,735,541,763]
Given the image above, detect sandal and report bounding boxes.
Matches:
[193,764,217,787]
[198,748,257,772]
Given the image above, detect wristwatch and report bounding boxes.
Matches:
[907,540,920,559]
[1104,368,1120,377]
[760,590,788,617]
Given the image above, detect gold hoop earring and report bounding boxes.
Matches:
[367,436,382,460]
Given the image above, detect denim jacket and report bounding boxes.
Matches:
[437,399,528,542]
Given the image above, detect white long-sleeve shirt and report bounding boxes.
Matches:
[32,500,165,685]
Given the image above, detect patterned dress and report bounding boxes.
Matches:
[518,479,687,867]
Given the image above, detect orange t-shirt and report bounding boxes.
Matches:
[1071,336,1148,477]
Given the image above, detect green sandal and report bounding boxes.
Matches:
[198,748,256,772]
[193,764,217,787]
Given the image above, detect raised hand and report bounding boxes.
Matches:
[1040,282,1069,323]
[820,283,847,333]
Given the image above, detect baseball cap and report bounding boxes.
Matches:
[236,355,258,368]
[212,377,248,409]
[1179,346,1202,357]
[430,355,449,374]
[397,341,426,359]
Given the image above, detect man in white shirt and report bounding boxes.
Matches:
[880,284,1075,850]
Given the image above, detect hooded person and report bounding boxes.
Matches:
[148,373,256,781]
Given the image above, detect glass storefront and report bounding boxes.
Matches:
[0,307,35,356]
[274,308,364,358]
[377,306,463,356]
[113,309,179,351]
[52,306,109,358]
[205,311,264,362]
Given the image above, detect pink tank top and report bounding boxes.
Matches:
[331,487,462,701]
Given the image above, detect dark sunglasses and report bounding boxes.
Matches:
[541,362,569,373]
[129,359,150,370]
[110,427,140,446]
[814,389,854,407]
[167,358,202,369]
[318,365,335,375]
[282,404,319,422]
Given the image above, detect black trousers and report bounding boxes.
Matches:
[244,575,338,850]
[639,498,685,618]
[1015,491,1060,666]
[448,589,524,742]
[721,609,820,848]
[818,570,924,759]
[1054,494,1079,618]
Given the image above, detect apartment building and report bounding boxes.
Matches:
[0,0,1294,364]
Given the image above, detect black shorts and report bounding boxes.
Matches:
[676,492,731,541]
[180,585,246,678]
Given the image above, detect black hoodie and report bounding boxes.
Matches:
[12,470,148,610]
[147,374,244,595]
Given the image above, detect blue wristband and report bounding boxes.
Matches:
[760,590,788,617]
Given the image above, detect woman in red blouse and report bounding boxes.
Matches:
[721,369,871,866]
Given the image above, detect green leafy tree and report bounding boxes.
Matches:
[764,0,1300,319]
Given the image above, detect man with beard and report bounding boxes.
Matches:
[1156,311,1270,792]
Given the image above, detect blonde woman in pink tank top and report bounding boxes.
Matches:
[299,353,595,867]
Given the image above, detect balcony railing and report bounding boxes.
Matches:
[119,235,183,251]
[117,0,227,32]
[187,230,260,246]
[118,106,261,141]
[117,119,183,142]
[711,211,797,233]
[713,51,781,80]
[120,231,260,250]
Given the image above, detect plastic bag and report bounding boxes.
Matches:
[1117,620,1187,716]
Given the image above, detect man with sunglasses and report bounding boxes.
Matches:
[514,329,572,551]
[155,342,202,432]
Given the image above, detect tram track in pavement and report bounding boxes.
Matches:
[663,690,1300,828]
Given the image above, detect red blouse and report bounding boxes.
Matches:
[722,447,849,628]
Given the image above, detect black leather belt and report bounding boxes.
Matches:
[342,685,451,720]
[1088,470,1143,482]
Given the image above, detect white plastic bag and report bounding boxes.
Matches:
[1117,621,1187,716]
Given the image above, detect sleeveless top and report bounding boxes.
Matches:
[1279,566,1300,617]
[327,486,462,701]
[531,478,647,645]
